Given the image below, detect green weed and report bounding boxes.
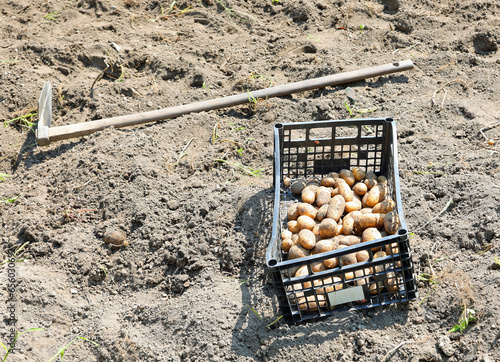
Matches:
[248,306,283,328]
[448,306,476,333]
[4,110,37,132]
[236,148,244,156]
[43,11,60,21]
[217,159,263,177]
[159,1,193,19]
[1,328,44,361]
[229,121,245,132]
[0,194,22,204]
[0,242,28,266]
[48,336,99,362]
[0,173,12,182]
[344,101,378,118]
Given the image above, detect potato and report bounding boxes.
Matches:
[365,170,378,180]
[297,203,317,219]
[306,178,320,187]
[372,200,395,214]
[373,250,387,273]
[312,223,321,237]
[288,244,310,260]
[334,222,343,237]
[281,238,294,252]
[315,186,332,207]
[291,179,307,194]
[294,265,312,289]
[319,218,338,238]
[336,178,353,202]
[384,211,400,235]
[320,176,336,187]
[323,256,338,269]
[342,211,360,235]
[287,220,301,233]
[337,235,362,246]
[316,204,329,222]
[351,166,365,182]
[378,175,388,184]
[282,229,293,240]
[287,203,300,221]
[331,187,339,196]
[337,244,357,266]
[297,215,316,231]
[385,242,400,255]
[360,207,373,214]
[299,229,316,250]
[356,250,370,262]
[311,261,327,273]
[291,233,299,245]
[326,195,345,222]
[353,182,368,196]
[345,195,362,213]
[385,271,399,292]
[328,172,340,179]
[353,213,385,230]
[355,268,372,286]
[339,169,355,187]
[369,281,384,295]
[297,294,327,311]
[315,276,343,294]
[311,238,338,255]
[283,177,291,188]
[362,227,382,243]
[362,184,383,207]
[364,178,378,190]
[301,187,316,204]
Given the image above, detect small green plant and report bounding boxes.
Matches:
[159,1,193,19]
[307,35,321,42]
[359,24,365,30]
[217,159,263,177]
[115,65,125,82]
[43,11,60,21]
[494,256,500,267]
[0,242,28,266]
[0,173,12,182]
[344,102,378,118]
[215,0,256,24]
[0,194,22,204]
[229,121,245,132]
[4,111,37,132]
[212,123,221,143]
[247,90,258,105]
[449,306,476,333]
[272,0,279,4]
[248,306,283,328]
[1,328,45,361]
[48,336,99,362]
[236,148,244,156]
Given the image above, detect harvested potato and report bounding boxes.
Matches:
[316,204,329,222]
[291,233,299,245]
[104,229,128,246]
[373,250,387,273]
[315,186,332,207]
[297,215,316,231]
[320,176,336,187]
[311,238,338,255]
[306,178,320,186]
[351,167,366,182]
[384,211,400,235]
[353,182,368,196]
[362,227,382,242]
[301,186,316,204]
[312,223,321,237]
[362,184,384,207]
[319,218,338,238]
[377,175,388,184]
[364,178,378,190]
[365,170,378,180]
[360,207,373,214]
[297,202,317,219]
[356,250,370,262]
[287,220,301,233]
[281,238,294,252]
[337,245,357,266]
[328,172,340,179]
[299,229,316,250]
[369,281,385,295]
[288,245,310,260]
[297,294,326,311]
[339,169,355,187]
[294,265,312,289]
[311,261,327,273]
[315,276,343,294]
[353,213,385,230]
[337,178,353,202]
[331,187,339,197]
[326,195,346,222]
[282,229,293,240]
[385,242,400,255]
[342,211,360,235]
[337,235,362,246]
[385,271,399,292]
[372,200,395,214]
[291,179,306,195]
[355,268,373,286]
[284,178,291,188]
[323,256,338,268]
[345,195,362,213]
[287,203,300,221]
[334,221,343,237]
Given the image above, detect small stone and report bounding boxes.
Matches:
[70,289,78,294]
[345,87,357,104]
[167,200,179,210]
[438,335,455,357]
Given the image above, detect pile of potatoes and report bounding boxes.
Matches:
[281,168,401,311]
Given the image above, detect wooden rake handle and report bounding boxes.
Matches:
[37,60,414,145]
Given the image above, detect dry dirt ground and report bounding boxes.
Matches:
[0,0,499,361]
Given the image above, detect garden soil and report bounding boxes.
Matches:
[0,0,499,361]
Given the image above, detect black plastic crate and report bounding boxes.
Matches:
[266,118,418,324]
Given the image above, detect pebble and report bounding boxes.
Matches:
[70,289,78,294]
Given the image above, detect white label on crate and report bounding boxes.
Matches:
[327,286,365,306]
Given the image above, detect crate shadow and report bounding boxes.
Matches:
[231,188,411,359]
